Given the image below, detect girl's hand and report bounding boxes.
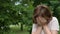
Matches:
[36,17,41,26]
[36,16,47,26]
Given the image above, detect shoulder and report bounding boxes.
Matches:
[50,16,59,26]
[32,23,37,30]
[52,17,58,20]
[50,17,59,31]
[49,17,58,25]
[51,17,58,22]
[32,23,37,26]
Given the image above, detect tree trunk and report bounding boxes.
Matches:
[21,23,23,31]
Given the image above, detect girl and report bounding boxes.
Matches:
[31,5,59,34]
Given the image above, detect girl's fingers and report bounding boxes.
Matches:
[38,17,47,25]
[36,16,47,26]
[36,17,41,25]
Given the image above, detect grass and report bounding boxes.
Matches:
[3,25,60,34]
[4,31,29,34]
[3,30,60,34]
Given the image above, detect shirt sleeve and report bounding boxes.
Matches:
[32,24,37,32]
[50,17,59,31]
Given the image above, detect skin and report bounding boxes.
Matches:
[32,16,58,34]
[43,25,58,34]
[31,17,42,34]
[31,26,42,34]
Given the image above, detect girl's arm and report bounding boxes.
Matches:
[43,17,59,34]
[32,17,42,34]
[43,25,58,34]
[32,26,42,34]
[43,25,52,34]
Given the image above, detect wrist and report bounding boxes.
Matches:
[37,25,42,28]
[42,25,48,28]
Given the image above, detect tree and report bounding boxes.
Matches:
[0,0,21,32]
[0,0,34,32]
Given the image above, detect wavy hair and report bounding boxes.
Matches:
[33,5,52,24]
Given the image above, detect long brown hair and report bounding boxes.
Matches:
[33,5,52,24]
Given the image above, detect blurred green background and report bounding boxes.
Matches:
[0,0,60,34]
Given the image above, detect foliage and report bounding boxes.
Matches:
[0,0,60,33]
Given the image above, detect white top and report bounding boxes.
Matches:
[32,17,59,34]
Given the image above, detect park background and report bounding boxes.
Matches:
[0,0,60,34]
